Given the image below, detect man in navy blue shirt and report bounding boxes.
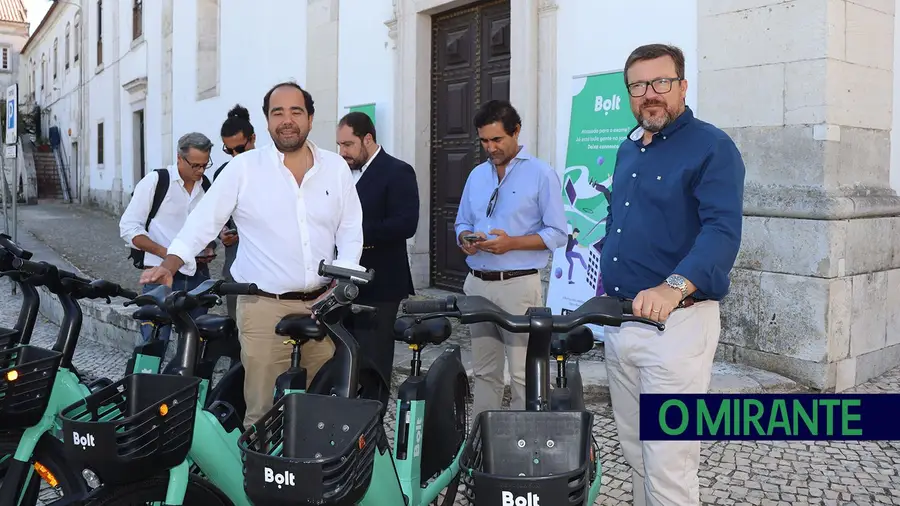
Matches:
[600,44,745,505]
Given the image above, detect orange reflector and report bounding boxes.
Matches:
[358,435,366,449]
[33,462,59,488]
[159,404,169,416]
[6,370,17,381]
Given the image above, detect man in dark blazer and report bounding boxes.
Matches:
[337,112,419,403]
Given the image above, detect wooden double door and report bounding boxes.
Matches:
[429,0,511,292]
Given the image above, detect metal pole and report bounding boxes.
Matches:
[1,151,7,234]
[12,148,17,243]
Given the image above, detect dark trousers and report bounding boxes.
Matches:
[345,300,400,406]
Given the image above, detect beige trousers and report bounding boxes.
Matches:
[463,272,543,416]
[236,295,336,427]
[603,300,720,506]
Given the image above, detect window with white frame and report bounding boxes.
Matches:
[0,47,9,72]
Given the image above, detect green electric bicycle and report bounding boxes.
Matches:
[56,260,470,505]
[0,253,140,505]
[395,294,665,505]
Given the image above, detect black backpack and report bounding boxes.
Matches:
[128,169,211,269]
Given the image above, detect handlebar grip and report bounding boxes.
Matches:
[403,297,455,314]
[621,299,633,315]
[0,234,31,260]
[218,282,259,295]
[11,257,50,275]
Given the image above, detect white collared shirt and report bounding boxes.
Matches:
[166,141,364,294]
[119,165,206,275]
[352,145,381,183]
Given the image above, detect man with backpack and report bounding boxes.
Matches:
[119,132,218,342]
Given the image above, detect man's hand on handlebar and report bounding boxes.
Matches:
[140,265,175,287]
[633,283,683,323]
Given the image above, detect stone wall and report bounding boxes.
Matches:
[698,0,900,391]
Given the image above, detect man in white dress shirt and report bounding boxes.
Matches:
[140,82,364,427]
[119,132,217,342]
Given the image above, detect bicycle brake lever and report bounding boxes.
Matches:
[623,316,666,332]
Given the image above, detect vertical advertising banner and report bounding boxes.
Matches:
[348,103,376,126]
[546,70,634,341]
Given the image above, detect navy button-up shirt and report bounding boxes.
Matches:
[600,106,745,301]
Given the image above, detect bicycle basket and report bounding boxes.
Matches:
[58,373,201,486]
[238,393,384,506]
[458,410,597,506]
[0,345,63,430]
[0,326,20,350]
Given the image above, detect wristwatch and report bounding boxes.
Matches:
[666,274,688,301]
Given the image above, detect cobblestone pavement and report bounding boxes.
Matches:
[4,282,900,505]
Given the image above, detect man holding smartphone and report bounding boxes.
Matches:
[455,100,568,415]
[215,104,257,321]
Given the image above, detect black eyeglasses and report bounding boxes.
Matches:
[486,187,499,217]
[626,77,683,97]
[223,143,248,156]
[180,156,213,171]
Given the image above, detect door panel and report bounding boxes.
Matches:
[430,0,511,292]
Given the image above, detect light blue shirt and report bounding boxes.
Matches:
[454,146,568,271]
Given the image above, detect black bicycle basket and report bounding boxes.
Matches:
[238,393,384,506]
[0,345,63,430]
[0,326,20,350]
[458,410,598,506]
[58,373,201,485]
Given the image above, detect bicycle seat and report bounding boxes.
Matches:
[393,316,453,347]
[195,314,236,342]
[550,325,595,356]
[132,306,171,327]
[275,314,326,344]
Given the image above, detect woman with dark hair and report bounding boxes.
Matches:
[216,104,256,324]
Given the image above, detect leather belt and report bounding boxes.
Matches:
[471,269,538,282]
[255,285,328,301]
[678,295,707,308]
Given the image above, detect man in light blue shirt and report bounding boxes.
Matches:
[454,100,568,415]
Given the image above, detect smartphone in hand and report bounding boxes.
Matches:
[463,234,485,243]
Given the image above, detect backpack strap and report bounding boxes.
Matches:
[201,174,211,193]
[214,161,229,181]
[144,168,170,232]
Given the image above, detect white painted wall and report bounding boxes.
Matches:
[86,0,121,198]
[890,0,900,192]
[336,0,395,154]
[171,0,308,172]
[553,0,699,174]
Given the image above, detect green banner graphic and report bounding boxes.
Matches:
[348,103,376,126]
[546,70,635,339]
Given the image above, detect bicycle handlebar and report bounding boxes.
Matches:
[124,278,259,311]
[60,277,139,301]
[401,295,663,332]
[0,233,32,260]
[124,278,259,378]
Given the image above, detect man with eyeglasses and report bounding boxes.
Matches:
[119,132,218,342]
[599,44,745,506]
[454,99,568,416]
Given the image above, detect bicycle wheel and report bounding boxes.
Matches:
[0,431,87,505]
[84,473,233,505]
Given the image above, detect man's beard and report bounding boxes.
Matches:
[346,146,369,170]
[273,126,308,152]
[635,100,679,132]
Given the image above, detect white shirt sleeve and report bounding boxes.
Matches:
[166,160,241,276]
[119,170,159,247]
[334,159,364,266]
